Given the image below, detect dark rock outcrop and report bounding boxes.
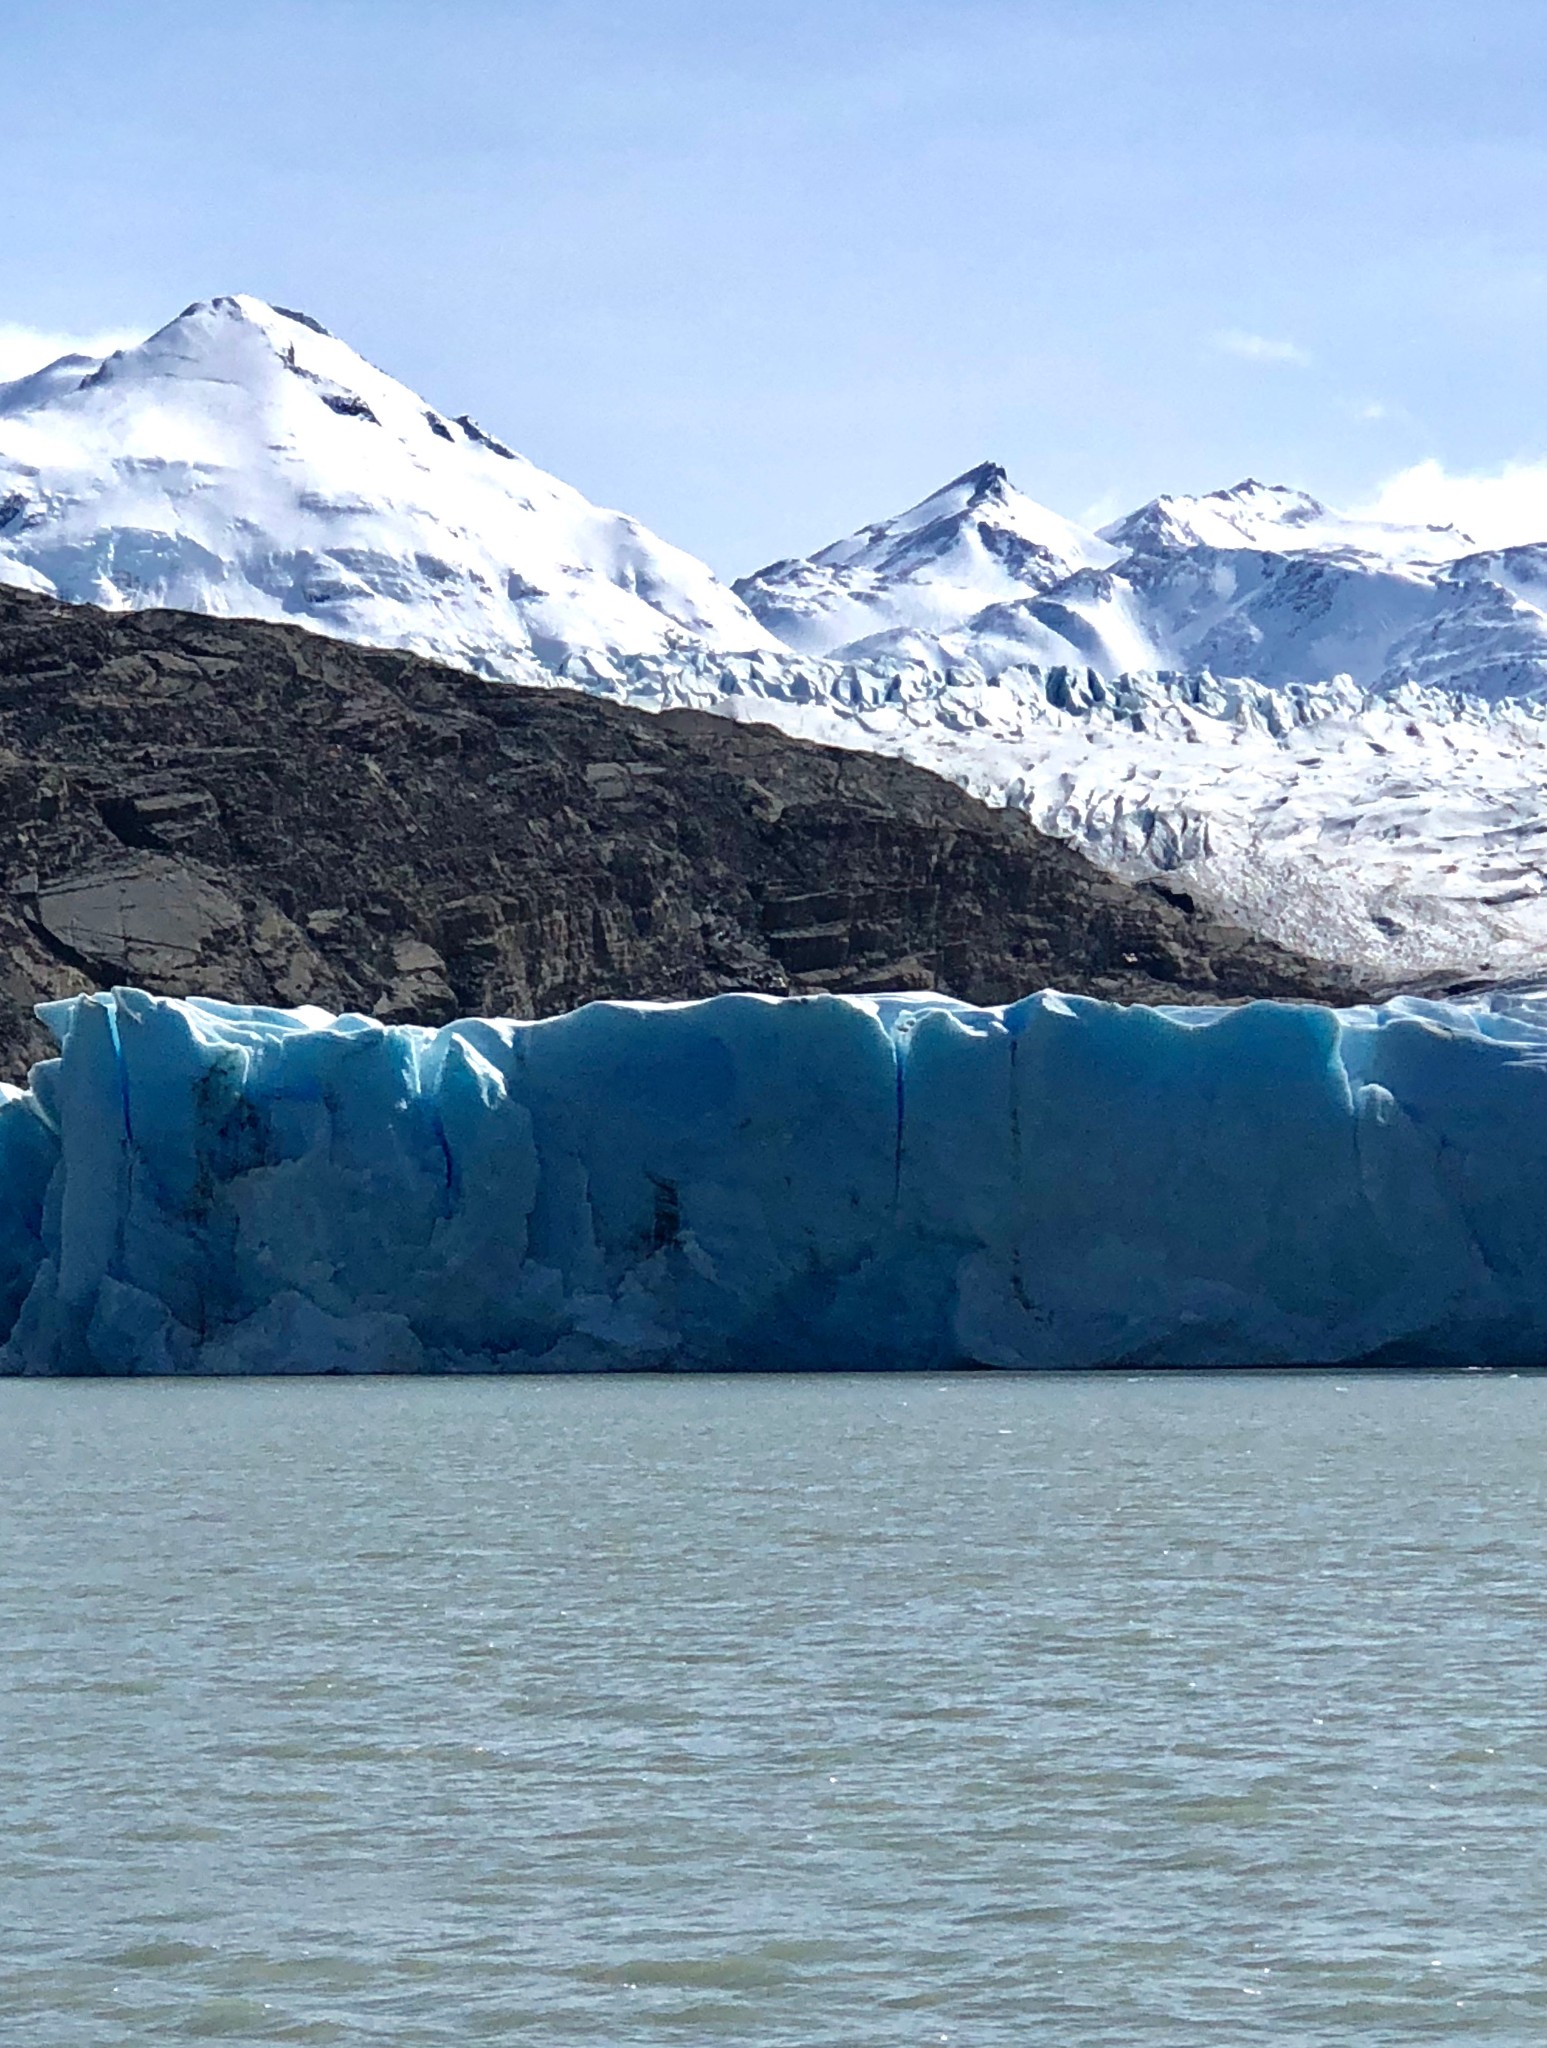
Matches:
[0,588,1365,1077]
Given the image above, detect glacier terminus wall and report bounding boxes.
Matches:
[3,986,1547,1374]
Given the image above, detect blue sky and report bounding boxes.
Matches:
[5,0,1547,572]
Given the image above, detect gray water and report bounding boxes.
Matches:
[4,1376,1547,2046]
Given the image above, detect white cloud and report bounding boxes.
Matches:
[1356,401,1389,422]
[0,322,144,383]
[1211,329,1311,367]
[1358,458,1547,550]
[1077,489,1125,530]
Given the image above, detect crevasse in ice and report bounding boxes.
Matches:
[3,985,1547,1373]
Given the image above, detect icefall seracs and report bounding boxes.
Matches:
[8,296,1547,981]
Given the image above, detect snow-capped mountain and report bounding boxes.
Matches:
[731,461,1117,656]
[9,292,1547,985]
[1098,477,1474,564]
[746,466,1547,700]
[6,300,1540,705]
[0,295,776,671]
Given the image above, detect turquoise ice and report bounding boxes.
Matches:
[4,984,1547,1372]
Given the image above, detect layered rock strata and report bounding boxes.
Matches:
[0,588,1362,1076]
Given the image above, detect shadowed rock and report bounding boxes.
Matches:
[0,586,1366,1077]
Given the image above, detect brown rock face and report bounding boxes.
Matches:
[0,588,1365,1077]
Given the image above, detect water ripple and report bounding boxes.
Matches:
[4,1373,1547,2045]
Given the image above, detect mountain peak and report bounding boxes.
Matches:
[1219,477,1313,504]
[1101,479,1470,563]
[952,459,1010,502]
[0,294,775,666]
[166,294,327,342]
[734,463,1115,657]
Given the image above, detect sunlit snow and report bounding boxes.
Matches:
[8,295,1547,982]
[0,295,775,668]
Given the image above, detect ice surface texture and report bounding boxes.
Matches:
[10,297,1547,983]
[4,986,1547,1374]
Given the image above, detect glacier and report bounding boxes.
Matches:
[530,646,1547,985]
[4,985,1547,1375]
[13,297,1547,982]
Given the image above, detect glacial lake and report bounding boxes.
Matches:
[5,1373,1547,2046]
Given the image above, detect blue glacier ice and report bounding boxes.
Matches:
[4,984,1547,1373]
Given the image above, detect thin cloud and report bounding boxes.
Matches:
[1211,328,1311,367]
[0,322,143,383]
[1358,458,1547,550]
[1076,489,1125,531]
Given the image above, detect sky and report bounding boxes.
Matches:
[5,0,1547,573]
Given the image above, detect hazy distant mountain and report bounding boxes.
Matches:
[1097,476,1473,563]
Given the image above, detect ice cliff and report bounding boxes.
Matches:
[4,985,1547,1373]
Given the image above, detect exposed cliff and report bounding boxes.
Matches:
[0,588,1364,1076]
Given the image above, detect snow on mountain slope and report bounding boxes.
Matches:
[834,557,1450,693]
[1099,477,1475,565]
[843,546,1547,702]
[732,461,1117,656]
[849,550,1451,691]
[758,468,1547,701]
[1394,546,1547,698]
[0,295,776,670]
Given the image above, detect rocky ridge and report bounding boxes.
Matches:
[0,588,1363,1077]
[7,296,1547,985]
